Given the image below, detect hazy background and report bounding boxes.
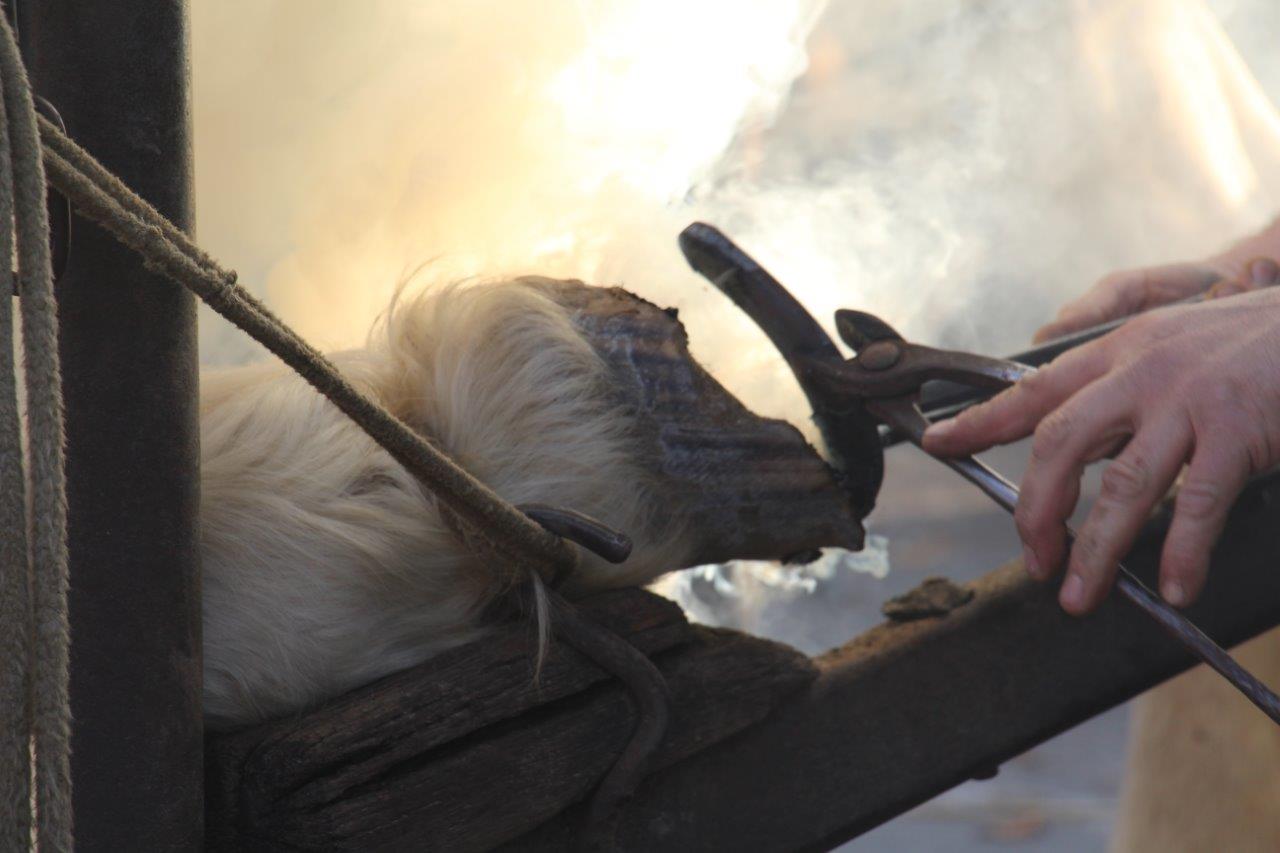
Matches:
[190,1,1280,849]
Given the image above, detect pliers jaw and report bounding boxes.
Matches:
[680,223,1280,723]
[679,222,886,518]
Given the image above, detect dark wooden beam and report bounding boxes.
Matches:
[515,470,1280,851]
[209,471,1280,852]
[206,590,816,851]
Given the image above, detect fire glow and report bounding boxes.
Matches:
[193,1,1280,423]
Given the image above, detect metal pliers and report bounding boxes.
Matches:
[679,221,1280,724]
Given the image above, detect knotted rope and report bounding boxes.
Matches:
[0,15,72,851]
[4,15,669,842]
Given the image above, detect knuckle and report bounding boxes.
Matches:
[1123,313,1172,348]
[1185,371,1224,404]
[1176,479,1223,522]
[1100,454,1149,502]
[1070,530,1106,574]
[1132,346,1181,388]
[1031,411,1073,461]
[1191,381,1273,471]
[1208,373,1251,409]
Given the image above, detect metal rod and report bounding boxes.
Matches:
[945,454,1280,725]
[884,293,1211,447]
[679,221,885,516]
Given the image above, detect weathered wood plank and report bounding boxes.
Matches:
[207,588,815,851]
[508,471,1280,851]
[206,588,691,850]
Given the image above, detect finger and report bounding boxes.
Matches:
[1205,258,1280,301]
[923,343,1109,457]
[1058,415,1193,615]
[1020,428,1130,583]
[1034,285,1138,344]
[1158,440,1252,607]
[1033,266,1219,343]
[1013,375,1137,583]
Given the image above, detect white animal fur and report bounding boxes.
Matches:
[199,278,696,728]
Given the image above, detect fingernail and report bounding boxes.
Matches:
[1023,547,1043,580]
[1061,573,1085,611]
[1162,578,1186,607]
[1250,257,1280,287]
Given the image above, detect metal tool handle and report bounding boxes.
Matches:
[899,291,1222,444]
[946,454,1280,725]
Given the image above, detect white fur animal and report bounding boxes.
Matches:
[199,279,699,728]
[199,276,863,729]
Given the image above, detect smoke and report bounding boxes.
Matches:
[191,2,1280,649]
[192,0,1280,435]
[190,0,825,371]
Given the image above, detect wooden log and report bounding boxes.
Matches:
[208,477,1280,851]
[206,588,816,851]
[506,471,1280,851]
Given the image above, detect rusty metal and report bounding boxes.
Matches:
[895,317,1150,442]
[678,222,884,518]
[901,284,1263,444]
[680,221,1280,727]
[520,503,633,565]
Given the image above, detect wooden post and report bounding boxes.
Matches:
[18,1,202,848]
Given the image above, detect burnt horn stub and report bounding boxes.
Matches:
[677,222,886,518]
[538,278,868,567]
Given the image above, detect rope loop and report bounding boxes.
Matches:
[0,13,73,849]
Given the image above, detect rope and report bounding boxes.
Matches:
[37,115,578,591]
[0,40,32,851]
[0,14,73,850]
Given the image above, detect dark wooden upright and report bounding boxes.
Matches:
[19,1,202,848]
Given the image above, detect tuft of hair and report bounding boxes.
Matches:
[199,277,695,728]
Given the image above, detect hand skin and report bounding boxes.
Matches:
[923,283,1280,616]
[1034,216,1280,343]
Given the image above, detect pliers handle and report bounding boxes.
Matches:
[679,221,1280,727]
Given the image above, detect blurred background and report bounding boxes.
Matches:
[190,1,1280,849]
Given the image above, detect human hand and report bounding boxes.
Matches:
[1033,257,1280,344]
[923,284,1280,615]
